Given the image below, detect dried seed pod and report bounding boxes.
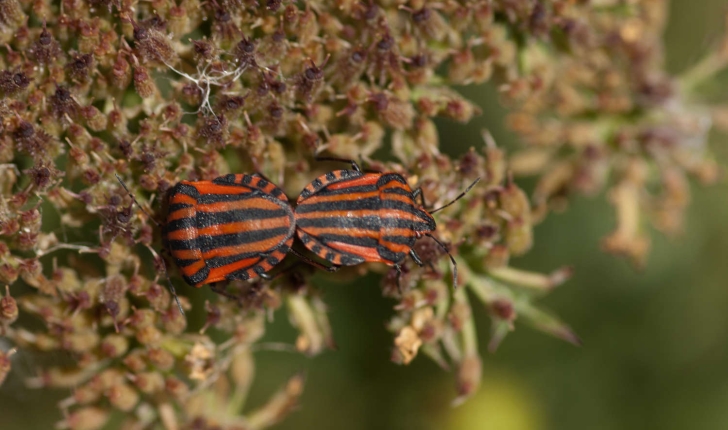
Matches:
[132,19,177,65]
[49,86,79,119]
[66,52,94,83]
[370,92,414,130]
[0,70,29,96]
[81,106,108,132]
[411,8,448,42]
[295,57,328,103]
[13,120,52,158]
[196,114,228,147]
[0,0,24,30]
[233,37,257,69]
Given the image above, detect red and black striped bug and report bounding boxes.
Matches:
[116,173,297,314]
[294,159,480,290]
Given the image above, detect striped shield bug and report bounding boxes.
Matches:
[294,159,480,290]
[116,173,296,314]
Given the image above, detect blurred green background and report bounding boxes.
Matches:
[3,1,728,429]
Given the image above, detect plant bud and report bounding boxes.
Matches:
[484,244,510,270]
[133,371,165,394]
[168,7,190,37]
[62,406,109,430]
[0,0,24,31]
[100,334,129,358]
[505,217,533,256]
[107,382,139,412]
[147,347,174,371]
[81,106,107,132]
[165,376,189,399]
[1,286,18,324]
[0,348,14,386]
[454,354,482,405]
[133,65,155,98]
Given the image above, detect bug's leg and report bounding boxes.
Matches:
[409,249,424,267]
[290,248,340,272]
[314,156,362,172]
[394,264,403,295]
[162,267,185,316]
[410,247,436,274]
[424,233,459,288]
[147,246,185,316]
[412,188,426,207]
[262,261,304,281]
[258,271,273,280]
[210,282,239,301]
[115,174,162,227]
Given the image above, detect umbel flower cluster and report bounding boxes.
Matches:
[0,0,722,428]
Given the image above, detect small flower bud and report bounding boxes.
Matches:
[76,20,99,54]
[81,106,107,132]
[133,24,177,66]
[442,97,479,123]
[49,86,80,120]
[133,65,155,98]
[505,217,533,256]
[168,6,190,37]
[371,93,414,130]
[147,347,174,371]
[165,376,189,399]
[412,8,448,42]
[0,263,19,284]
[133,371,165,394]
[1,286,18,325]
[231,349,255,389]
[0,348,15,386]
[454,354,482,405]
[394,326,422,365]
[28,25,62,65]
[100,334,129,358]
[0,70,30,97]
[196,115,228,148]
[123,350,147,373]
[107,382,139,412]
[499,179,531,220]
[161,306,187,335]
[484,244,510,270]
[0,0,24,31]
[64,331,100,354]
[66,52,94,83]
[61,406,109,430]
[135,325,162,345]
[295,58,327,104]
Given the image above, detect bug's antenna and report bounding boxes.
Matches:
[162,259,185,315]
[429,177,481,214]
[424,233,458,288]
[116,174,185,315]
[145,245,185,315]
[115,174,162,228]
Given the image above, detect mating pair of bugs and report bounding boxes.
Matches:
[118,159,479,314]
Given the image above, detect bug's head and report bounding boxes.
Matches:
[413,207,437,236]
[413,177,481,237]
